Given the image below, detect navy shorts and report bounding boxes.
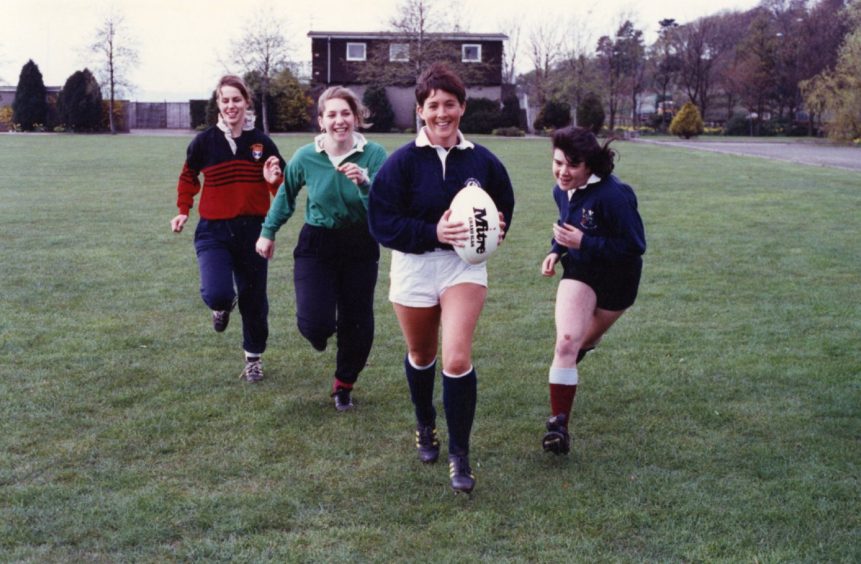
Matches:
[561,259,642,311]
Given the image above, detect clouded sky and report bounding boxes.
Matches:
[2,0,761,101]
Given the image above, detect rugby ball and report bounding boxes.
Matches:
[449,181,500,265]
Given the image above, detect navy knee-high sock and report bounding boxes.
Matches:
[404,355,436,426]
[443,368,477,456]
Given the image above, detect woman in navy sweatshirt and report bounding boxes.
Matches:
[368,63,515,494]
[539,126,646,456]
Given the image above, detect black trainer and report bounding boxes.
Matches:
[212,298,237,332]
[542,414,570,454]
[332,387,354,411]
[415,423,440,464]
[448,454,475,494]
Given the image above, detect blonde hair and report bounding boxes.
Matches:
[317,86,371,129]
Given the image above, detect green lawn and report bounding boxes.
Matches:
[1,132,858,562]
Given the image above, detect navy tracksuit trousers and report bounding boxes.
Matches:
[293,222,379,385]
[194,216,269,355]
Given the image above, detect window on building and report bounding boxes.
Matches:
[389,43,409,62]
[346,43,367,61]
[462,44,481,63]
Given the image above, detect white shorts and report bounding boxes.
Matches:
[389,249,488,307]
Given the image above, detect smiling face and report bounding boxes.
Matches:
[318,97,356,143]
[217,85,248,131]
[417,88,465,148]
[552,148,592,191]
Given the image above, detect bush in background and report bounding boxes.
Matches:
[669,102,704,139]
[576,93,605,134]
[362,85,395,133]
[189,99,208,129]
[58,69,103,132]
[460,97,502,134]
[533,99,571,132]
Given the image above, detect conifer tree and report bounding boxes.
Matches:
[12,60,47,131]
[58,69,103,132]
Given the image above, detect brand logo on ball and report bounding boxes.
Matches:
[251,143,264,161]
[471,206,489,254]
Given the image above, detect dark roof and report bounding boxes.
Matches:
[308,31,508,41]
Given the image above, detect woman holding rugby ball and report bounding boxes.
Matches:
[368,63,515,494]
[255,86,387,411]
[170,74,285,383]
[539,126,646,455]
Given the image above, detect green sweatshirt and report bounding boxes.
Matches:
[260,133,388,240]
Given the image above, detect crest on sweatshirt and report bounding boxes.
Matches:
[251,143,264,161]
[580,208,596,230]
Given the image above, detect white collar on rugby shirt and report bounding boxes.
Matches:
[415,126,474,151]
[314,131,368,155]
[567,174,603,200]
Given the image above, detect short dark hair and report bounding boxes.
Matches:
[415,63,466,106]
[551,126,616,177]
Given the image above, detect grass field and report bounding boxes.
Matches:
[1,132,858,562]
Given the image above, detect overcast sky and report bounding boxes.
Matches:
[2,0,762,101]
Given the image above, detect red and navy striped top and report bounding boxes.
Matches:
[176,126,285,220]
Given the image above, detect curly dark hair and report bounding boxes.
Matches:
[551,126,616,178]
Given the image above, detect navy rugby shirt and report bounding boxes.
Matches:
[369,131,515,254]
[550,174,645,266]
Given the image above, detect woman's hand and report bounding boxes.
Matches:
[337,163,368,186]
[170,214,188,233]
[263,156,282,184]
[255,237,275,259]
[436,209,469,247]
[552,222,583,250]
[541,253,560,277]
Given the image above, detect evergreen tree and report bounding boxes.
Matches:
[58,69,103,132]
[13,60,48,131]
[576,92,605,134]
[533,99,571,132]
[363,85,395,133]
[669,101,704,139]
[499,93,522,129]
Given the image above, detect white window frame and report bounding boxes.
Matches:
[389,43,410,62]
[462,43,481,63]
[346,42,367,62]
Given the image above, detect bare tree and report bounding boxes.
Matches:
[499,17,522,85]
[527,18,565,106]
[230,11,292,135]
[560,13,596,122]
[90,13,138,134]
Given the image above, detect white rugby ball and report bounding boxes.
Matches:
[449,182,500,265]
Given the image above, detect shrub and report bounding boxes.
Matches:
[58,69,103,132]
[499,93,522,129]
[492,126,525,137]
[461,97,502,134]
[363,85,395,133]
[533,99,571,131]
[13,59,48,131]
[0,105,13,130]
[205,90,219,127]
[189,99,208,129]
[101,100,126,132]
[723,113,751,136]
[669,102,704,139]
[576,93,604,134]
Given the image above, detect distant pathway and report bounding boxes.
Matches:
[635,138,861,172]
